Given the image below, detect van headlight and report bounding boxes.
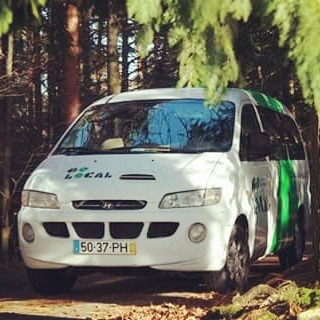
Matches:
[21,190,60,209]
[159,188,221,209]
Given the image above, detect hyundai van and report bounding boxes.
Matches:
[18,87,311,294]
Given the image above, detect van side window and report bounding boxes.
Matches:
[279,114,305,160]
[257,107,287,160]
[257,107,305,160]
[239,104,263,161]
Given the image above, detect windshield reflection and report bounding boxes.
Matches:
[55,99,235,155]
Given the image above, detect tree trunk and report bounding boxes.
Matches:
[1,31,13,261]
[96,12,105,94]
[47,0,64,140]
[81,3,93,102]
[33,27,42,132]
[302,112,320,279]
[1,97,12,261]
[107,0,121,94]
[63,2,81,125]
[120,2,129,91]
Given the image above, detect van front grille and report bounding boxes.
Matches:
[72,200,147,210]
[110,222,144,239]
[43,221,179,240]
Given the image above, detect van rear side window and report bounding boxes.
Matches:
[257,107,305,160]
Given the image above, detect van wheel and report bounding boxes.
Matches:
[26,268,77,295]
[204,223,250,293]
[278,221,305,269]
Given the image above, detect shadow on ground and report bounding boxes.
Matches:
[0,314,79,320]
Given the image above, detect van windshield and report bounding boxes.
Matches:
[54,99,235,155]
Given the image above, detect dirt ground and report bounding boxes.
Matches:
[0,259,221,320]
[0,251,314,320]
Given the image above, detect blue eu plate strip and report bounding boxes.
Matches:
[74,240,80,253]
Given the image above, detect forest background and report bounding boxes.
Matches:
[0,0,320,279]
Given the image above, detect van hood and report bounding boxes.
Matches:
[24,153,224,203]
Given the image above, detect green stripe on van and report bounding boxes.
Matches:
[245,89,284,112]
[270,160,298,252]
[245,89,298,252]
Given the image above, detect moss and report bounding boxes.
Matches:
[240,309,279,320]
[205,305,243,319]
[204,281,320,319]
[277,281,320,308]
[204,306,279,320]
[232,284,276,306]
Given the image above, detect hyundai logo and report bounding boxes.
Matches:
[101,201,114,209]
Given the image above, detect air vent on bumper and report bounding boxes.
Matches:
[72,222,104,239]
[43,222,69,238]
[109,222,144,239]
[147,222,179,238]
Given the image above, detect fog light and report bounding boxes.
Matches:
[22,223,35,243]
[188,223,206,243]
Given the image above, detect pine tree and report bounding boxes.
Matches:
[127,0,320,279]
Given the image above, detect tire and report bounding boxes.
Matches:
[26,268,77,295]
[204,223,250,293]
[278,220,305,269]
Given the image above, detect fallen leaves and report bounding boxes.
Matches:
[112,302,208,320]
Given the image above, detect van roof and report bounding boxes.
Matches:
[90,87,289,114]
[91,87,244,105]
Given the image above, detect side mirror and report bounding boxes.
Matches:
[248,132,271,160]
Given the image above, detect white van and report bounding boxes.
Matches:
[18,87,310,294]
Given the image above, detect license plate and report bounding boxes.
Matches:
[73,240,136,255]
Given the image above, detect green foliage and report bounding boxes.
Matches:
[0,1,13,35]
[127,0,162,25]
[127,0,252,101]
[29,0,47,19]
[0,0,46,36]
[266,0,320,112]
[127,0,320,112]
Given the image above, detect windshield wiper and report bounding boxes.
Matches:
[96,146,134,153]
[129,144,171,152]
[55,147,94,155]
[97,143,171,153]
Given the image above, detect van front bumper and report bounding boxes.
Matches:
[18,206,232,272]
